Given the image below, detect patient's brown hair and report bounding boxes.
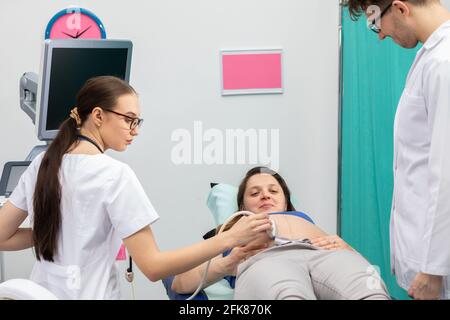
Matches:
[237,167,295,212]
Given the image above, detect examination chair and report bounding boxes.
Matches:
[0,279,58,300]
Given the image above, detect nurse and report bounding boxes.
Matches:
[0,76,272,299]
[345,0,450,299]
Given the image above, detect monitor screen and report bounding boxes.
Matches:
[46,48,129,131]
[0,162,31,198]
[37,40,133,140]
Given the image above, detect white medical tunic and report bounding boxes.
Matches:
[391,20,450,298]
[9,152,159,299]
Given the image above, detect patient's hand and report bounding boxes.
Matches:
[221,247,248,276]
[222,233,270,276]
[310,235,354,251]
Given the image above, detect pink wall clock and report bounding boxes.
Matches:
[45,7,106,40]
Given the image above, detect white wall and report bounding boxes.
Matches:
[0,0,340,299]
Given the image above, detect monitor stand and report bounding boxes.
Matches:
[0,144,47,283]
[25,145,49,161]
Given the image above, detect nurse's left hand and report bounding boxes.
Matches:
[408,273,443,300]
[310,235,354,251]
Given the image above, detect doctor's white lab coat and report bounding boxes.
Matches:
[390,20,450,299]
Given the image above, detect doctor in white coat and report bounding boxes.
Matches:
[345,0,450,299]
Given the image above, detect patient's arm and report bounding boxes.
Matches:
[171,255,229,294]
[172,238,269,294]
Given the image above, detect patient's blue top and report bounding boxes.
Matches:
[223,211,315,288]
[268,211,315,224]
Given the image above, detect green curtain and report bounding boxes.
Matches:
[340,9,420,300]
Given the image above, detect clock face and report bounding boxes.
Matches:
[46,8,106,39]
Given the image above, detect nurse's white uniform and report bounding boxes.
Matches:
[9,152,159,299]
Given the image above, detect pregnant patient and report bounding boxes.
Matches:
[173,167,390,300]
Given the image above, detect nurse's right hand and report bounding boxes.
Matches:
[227,213,272,247]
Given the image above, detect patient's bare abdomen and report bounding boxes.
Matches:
[271,215,328,240]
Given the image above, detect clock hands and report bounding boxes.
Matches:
[75,25,92,38]
[61,25,92,39]
[61,31,77,38]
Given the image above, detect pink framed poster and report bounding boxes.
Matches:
[221,49,283,96]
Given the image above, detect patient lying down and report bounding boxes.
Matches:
[172,167,390,300]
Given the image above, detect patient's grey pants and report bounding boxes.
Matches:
[234,242,390,300]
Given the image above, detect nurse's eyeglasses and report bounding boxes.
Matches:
[104,109,144,130]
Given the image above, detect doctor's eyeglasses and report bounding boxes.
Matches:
[368,0,409,34]
[103,109,144,130]
[368,2,393,34]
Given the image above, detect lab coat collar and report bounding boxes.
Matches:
[423,19,450,51]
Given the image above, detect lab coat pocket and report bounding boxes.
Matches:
[397,93,428,147]
[395,187,427,264]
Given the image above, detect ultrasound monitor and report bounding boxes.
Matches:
[36,39,133,140]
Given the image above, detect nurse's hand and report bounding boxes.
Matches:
[228,213,272,247]
[408,273,443,300]
[310,235,354,251]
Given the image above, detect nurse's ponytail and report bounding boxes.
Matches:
[33,76,136,262]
